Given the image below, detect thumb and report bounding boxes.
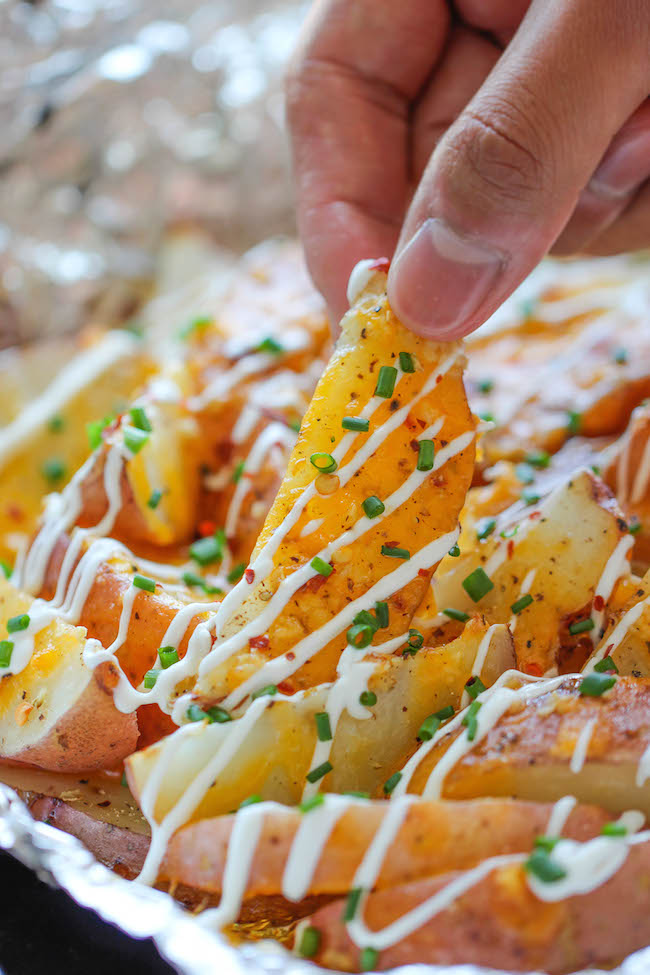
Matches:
[387,0,650,339]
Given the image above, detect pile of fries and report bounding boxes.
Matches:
[1,238,650,973]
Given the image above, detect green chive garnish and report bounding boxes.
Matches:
[511,594,533,615]
[375,365,398,398]
[525,450,550,469]
[580,672,616,696]
[0,640,13,668]
[180,316,212,340]
[362,496,385,519]
[143,669,159,688]
[442,607,470,623]
[534,835,560,852]
[594,656,618,674]
[315,711,332,742]
[343,887,363,922]
[347,623,375,649]
[123,426,149,455]
[525,848,567,883]
[374,601,389,628]
[476,517,496,540]
[227,563,246,584]
[359,691,377,707]
[500,525,519,539]
[343,791,370,799]
[567,410,582,435]
[462,700,482,740]
[613,348,628,365]
[521,486,541,506]
[407,628,424,651]
[0,561,12,579]
[342,416,370,432]
[629,520,642,535]
[181,571,222,595]
[158,646,179,669]
[311,557,333,577]
[232,460,245,484]
[417,440,435,472]
[299,794,325,814]
[206,705,232,724]
[133,575,156,593]
[465,675,486,700]
[251,684,278,700]
[186,704,206,722]
[257,336,284,355]
[86,414,114,450]
[239,794,263,808]
[448,543,461,558]
[383,771,402,795]
[42,457,66,484]
[190,531,225,566]
[306,761,333,784]
[310,452,338,474]
[569,618,595,635]
[418,714,441,741]
[515,462,536,485]
[129,406,152,432]
[462,567,494,603]
[381,545,410,560]
[360,947,379,971]
[399,351,415,373]
[7,614,29,634]
[477,378,494,394]
[298,926,321,958]
[48,414,65,433]
[147,489,163,510]
[601,821,627,836]
[435,705,455,721]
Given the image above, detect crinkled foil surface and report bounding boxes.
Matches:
[3,3,650,974]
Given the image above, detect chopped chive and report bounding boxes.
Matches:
[381,545,410,560]
[239,794,263,808]
[342,416,370,432]
[500,525,519,539]
[42,457,66,484]
[180,316,212,340]
[520,297,537,321]
[359,690,377,707]
[462,567,494,603]
[86,414,114,450]
[418,714,441,741]
[0,561,12,579]
[343,887,363,922]
[417,440,435,472]
[534,835,560,852]
[521,486,541,506]
[347,623,375,649]
[121,771,128,789]
[442,607,470,623]
[515,462,536,485]
[435,705,455,721]
[476,517,496,540]
[383,771,402,795]
[147,489,163,510]
[594,656,618,674]
[601,821,627,836]
[0,640,13,668]
[567,410,582,436]
[343,791,370,799]
[374,601,389,628]
[569,618,595,635]
[311,556,333,577]
[360,947,379,971]
[123,426,149,455]
[257,336,284,355]
[477,378,494,394]
[48,414,65,433]
[143,669,159,689]
[158,646,179,669]
[206,705,232,724]
[374,365,398,398]
[7,614,29,634]
[448,543,461,558]
[232,460,245,484]
[478,411,495,423]
[186,704,207,722]
[462,700,482,741]
[310,452,338,474]
[129,406,152,432]
[511,593,534,615]
[613,347,628,365]
[251,684,278,700]
[133,574,156,593]
[289,418,302,433]
[306,760,333,784]
[299,794,325,814]
[629,519,642,536]
[580,672,616,697]
[315,711,333,742]
[525,847,567,883]
[407,628,424,651]
[227,562,246,584]
[353,610,379,631]
[190,531,225,566]
[181,571,222,595]
[525,450,550,469]
[362,495,385,519]
[465,675,486,700]
[298,926,321,958]
[591,464,602,476]
[399,351,415,373]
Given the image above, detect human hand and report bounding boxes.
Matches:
[286,0,650,338]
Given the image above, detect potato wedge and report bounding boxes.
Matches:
[126,620,511,822]
[194,268,476,705]
[433,470,628,674]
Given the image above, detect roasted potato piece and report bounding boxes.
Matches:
[403,676,650,815]
[433,470,628,674]
[584,569,650,677]
[194,268,476,704]
[127,620,512,820]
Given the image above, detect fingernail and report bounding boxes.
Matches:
[589,132,650,200]
[388,218,505,338]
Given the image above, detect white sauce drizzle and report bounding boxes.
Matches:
[460,623,503,708]
[347,260,380,307]
[282,794,353,901]
[224,422,295,538]
[589,534,634,644]
[569,717,597,774]
[584,594,650,672]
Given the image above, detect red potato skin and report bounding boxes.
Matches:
[304,842,650,973]
[7,662,138,772]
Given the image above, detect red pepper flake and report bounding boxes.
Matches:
[418,568,429,579]
[386,541,400,548]
[277,680,294,695]
[524,661,543,677]
[529,510,541,520]
[249,635,269,650]
[369,257,390,273]
[410,439,420,452]
[6,503,24,523]
[286,651,295,661]
[436,375,442,384]
[245,568,255,584]
[417,418,426,429]
[302,572,330,594]
[593,595,605,611]
[507,539,515,559]
[199,520,216,537]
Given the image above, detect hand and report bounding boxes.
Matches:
[286,0,650,338]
